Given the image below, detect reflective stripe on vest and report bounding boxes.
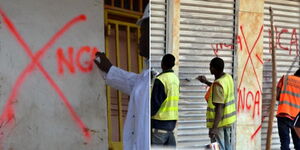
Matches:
[277,75,300,118]
[206,73,236,128]
[152,72,180,120]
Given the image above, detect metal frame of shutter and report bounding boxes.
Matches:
[151,0,167,73]
[262,1,300,149]
[178,0,236,148]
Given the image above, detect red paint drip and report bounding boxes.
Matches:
[0,8,90,140]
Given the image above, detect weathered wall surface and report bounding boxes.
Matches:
[171,0,180,78]
[0,0,107,149]
[236,0,264,149]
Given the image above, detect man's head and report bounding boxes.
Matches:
[161,54,175,71]
[294,68,300,77]
[138,5,149,59]
[210,57,224,75]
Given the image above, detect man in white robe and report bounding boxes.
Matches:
[94,5,150,150]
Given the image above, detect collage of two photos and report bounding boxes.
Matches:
[0,0,299,150]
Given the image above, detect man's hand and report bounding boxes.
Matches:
[209,128,218,139]
[197,75,208,83]
[94,52,112,73]
[197,75,212,86]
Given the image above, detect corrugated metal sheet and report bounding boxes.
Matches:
[178,0,236,149]
[151,0,167,73]
[262,0,300,149]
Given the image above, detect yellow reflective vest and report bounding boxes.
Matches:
[206,73,236,128]
[152,72,180,120]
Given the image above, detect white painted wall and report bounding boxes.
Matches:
[0,0,107,149]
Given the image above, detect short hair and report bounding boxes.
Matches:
[294,69,300,76]
[162,54,175,69]
[210,57,224,72]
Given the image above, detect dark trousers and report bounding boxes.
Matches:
[151,129,176,147]
[277,117,300,150]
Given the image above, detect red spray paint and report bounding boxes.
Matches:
[0,8,91,141]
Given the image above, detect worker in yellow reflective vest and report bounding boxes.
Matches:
[151,54,180,148]
[197,57,236,150]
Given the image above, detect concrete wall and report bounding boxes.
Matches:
[168,0,180,144]
[236,0,264,149]
[0,0,107,149]
[170,0,180,77]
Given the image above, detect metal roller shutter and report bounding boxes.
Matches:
[151,0,167,72]
[178,0,236,148]
[262,0,300,149]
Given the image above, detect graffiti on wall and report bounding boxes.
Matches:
[237,88,261,119]
[0,8,100,141]
[57,46,98,75]
[237,25,264,121]
[212,26,299,57]
[211,24,299,140]
[212,25,265,120]
[268,27,299,56]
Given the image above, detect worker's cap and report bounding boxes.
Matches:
[136,4,149,25]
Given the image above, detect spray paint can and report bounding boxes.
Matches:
[95,55,101,63]
[210,142,220,150]
[205,137,220,150]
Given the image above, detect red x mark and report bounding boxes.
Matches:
[238,25,264,140]
[238,25,264,94]
[0,8,91,140]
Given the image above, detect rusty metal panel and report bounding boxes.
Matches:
[151,0,167,72]
[262,0,300,149]
[178,0,236,149]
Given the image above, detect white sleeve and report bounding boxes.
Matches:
[105,66,138,95]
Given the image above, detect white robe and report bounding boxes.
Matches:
[106,66,150,150]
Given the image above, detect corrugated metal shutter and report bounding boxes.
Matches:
[151,0,167,73]
[178,0,236,149]
[262,0,300,149]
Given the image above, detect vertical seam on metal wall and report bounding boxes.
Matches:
[164,0,168,54]
[232,0,240,150]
